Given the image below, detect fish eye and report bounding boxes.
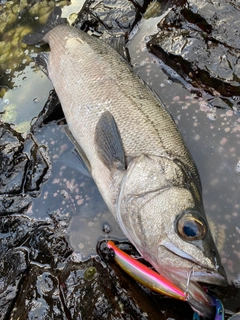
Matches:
[176,211,207,241]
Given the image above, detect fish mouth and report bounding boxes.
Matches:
[162,240,227,282]
[171,266,227,286]
[156,262,227,318]
[152,242,228,318]
[156,241,228,318]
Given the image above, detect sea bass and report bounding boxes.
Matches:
[32,24,226,317]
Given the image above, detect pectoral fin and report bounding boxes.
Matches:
[95,111,125,171]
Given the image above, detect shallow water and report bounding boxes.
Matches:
[0,0,239,295]
[0,0,84,133]
[31,122,125,256]
[128,14,240,282]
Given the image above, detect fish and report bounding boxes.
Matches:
[27,20,227,317]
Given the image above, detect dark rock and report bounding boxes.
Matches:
[0,215,72,319]
[0,215,35,319]
[10,266,67,320]
[0,123,51,214]
[0,215,38,256]
[27,225,73,269]
[31,90,64,132]
[0,248,29,320]
[76,0,150,40]
[147,0,240,99]
[0,194,32,214]
[23,135,51,197]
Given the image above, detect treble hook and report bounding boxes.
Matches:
[185,265,194,300]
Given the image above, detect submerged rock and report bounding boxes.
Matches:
[147,0,240,103]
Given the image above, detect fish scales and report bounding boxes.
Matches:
[44,25,198,183]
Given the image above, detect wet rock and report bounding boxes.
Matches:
[0,214,72,319]
[27,225,73,269]
[0,248,29,320]
[0,215,38,255]
[0,215,37,319]
[147,0,240,100]
[0,123,51,214]
[31,90,64,131]
[59,253,168,320]
[76,0,150,40]
[10,266,67,320]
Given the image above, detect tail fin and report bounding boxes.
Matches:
[23,7,67,45]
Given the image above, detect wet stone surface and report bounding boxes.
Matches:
[75,0,149,39]
[0,211,194,320]
[147,0,240,106]
[0,123,51,214]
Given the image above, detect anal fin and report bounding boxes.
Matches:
[64,126,91,173]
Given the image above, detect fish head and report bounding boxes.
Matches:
[117,154,227,317]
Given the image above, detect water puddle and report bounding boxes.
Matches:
[30,122,125,257]
[0,0,85,133]
[128,10,240,282]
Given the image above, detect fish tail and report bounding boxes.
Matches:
[23,7,67,46]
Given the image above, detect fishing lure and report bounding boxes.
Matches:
[107,240,187,301]
[107,241,239,320]
[193,296,223,320]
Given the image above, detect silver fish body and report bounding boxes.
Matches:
[41,24,226,317]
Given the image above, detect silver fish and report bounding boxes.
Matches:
[35,24,227,317]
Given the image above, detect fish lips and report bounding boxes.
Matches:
[161,240,228,286]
